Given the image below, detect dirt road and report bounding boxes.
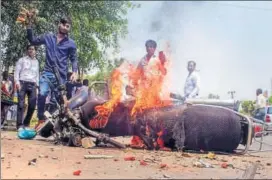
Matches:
[1,131,272,179]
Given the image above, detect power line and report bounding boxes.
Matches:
[207,1,272,12]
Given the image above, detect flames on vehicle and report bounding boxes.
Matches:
[88,47,173,150]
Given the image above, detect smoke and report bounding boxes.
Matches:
[141,1,237,98]
[119,1,257,99]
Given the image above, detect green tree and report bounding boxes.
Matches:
[240,100,255,115]
[1,0,139,75]
[268,96,272,105]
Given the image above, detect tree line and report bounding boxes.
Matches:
[1,0,139,79]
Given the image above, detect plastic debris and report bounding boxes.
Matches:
[139,160,148,166]
[124,156,136,161]
[194,160,213,168]
[73,170,81,176]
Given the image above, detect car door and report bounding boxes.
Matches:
[254,107,266,121]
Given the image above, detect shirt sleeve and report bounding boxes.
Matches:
[188,73,200,98]
[27,28,46,45]
[14,58,23,84]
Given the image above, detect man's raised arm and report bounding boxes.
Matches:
[26,26,46,45]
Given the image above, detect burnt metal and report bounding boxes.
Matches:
[80,100,246,152]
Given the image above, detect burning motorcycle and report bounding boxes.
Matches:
[36,65,125,149]
[37,61,258,154]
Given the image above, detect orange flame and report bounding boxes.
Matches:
[90,69,124,129]
[89,46,173,150]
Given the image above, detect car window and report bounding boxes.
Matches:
[259,108,266,115]
[267,107,272,114]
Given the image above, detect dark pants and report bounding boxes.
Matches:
[16,81,37,129]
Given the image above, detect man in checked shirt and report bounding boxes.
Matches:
[14,44,39,130]
[184,60,200,99]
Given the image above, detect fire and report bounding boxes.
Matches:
[90,69,124,129]
[89,46,172,150]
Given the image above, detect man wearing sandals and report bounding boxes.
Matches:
[26,16,78,130]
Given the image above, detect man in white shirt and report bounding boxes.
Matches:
[256,88,266,108]
[184,61,200,99]
[14,45,39,129]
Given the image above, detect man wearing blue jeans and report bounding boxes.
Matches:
[26,17,78,129]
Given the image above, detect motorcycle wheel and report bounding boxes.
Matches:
[63,132,82,147]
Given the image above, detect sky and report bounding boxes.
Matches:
[113,1,272,100]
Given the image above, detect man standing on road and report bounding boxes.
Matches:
[184,61,200,99]
[256,88,266,108]
[26,16,78,129]
[127,39,167,96]
[14,45,39,130]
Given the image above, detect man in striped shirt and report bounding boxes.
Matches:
[14,45,39,130]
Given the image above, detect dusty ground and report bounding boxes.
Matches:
[1,130,272,179]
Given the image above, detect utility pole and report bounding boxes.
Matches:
[228,91,236,99]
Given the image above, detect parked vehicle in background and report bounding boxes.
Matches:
[251,106,272,131]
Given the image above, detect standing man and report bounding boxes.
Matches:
[127,39,167,95]
[128,39,167,149]
[14,45,39,129]
[26,16,78,129]
[256,88,266,108]
[184,61,200,99]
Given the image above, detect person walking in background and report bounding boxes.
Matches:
[184,60,200,99]
[14,44,39,130]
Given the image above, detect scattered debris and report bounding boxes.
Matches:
[266,163,271,166]
[182,153,192,158]
[28,158,37,166]
[73,170,81,176]
[221,163,228,168]
[139,160,148,166]
[114,159,119,162]
[204,152,216,160]
[81,137,95,149]
[84,155,114,159]
[160,163,167,169]
[39,155,45,158]
[52,157,58,160]
[194,160,213,168]
[124,156,136,161]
